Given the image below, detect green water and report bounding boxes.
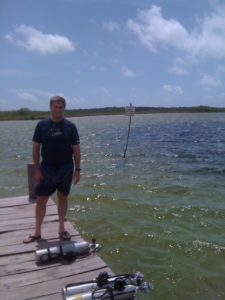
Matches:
[1,113,225,299]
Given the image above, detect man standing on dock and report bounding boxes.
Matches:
[23,96,81,243]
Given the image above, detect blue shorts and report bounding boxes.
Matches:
[35,161,74,197]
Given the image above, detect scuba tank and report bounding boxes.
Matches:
[62,271,152,300]
[35,239,100,263]
[64,285,137,300]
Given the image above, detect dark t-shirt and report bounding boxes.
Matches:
[33,118,80,165]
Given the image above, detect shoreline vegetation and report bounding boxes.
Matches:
[0,106,225,121]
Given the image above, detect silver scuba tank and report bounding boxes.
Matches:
[62,282,98,299]
[62,274,118,298]
[62,271,152,300]
[36,245,61,262]
[35,240,98,263]
[62,271,123,298]
[63,285,137,300]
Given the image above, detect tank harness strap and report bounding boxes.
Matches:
[47,247,52,260]
[92,287,114,300]
[65,279,95,290]
[59,245,64,257]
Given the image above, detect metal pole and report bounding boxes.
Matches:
[123,114,132,158]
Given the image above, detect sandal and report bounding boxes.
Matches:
[23,234,41,244]
[59,231,71,240]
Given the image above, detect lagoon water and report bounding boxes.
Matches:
[1,113,225,300]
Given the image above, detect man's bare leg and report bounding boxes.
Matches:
[34,196,49,236]
[57,191,71,239]
[23,196,48,243]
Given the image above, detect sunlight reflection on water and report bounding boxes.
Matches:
[1,113,225,299]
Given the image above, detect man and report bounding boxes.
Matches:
[23,96,81,243]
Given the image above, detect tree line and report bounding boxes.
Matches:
[0,106,225,121]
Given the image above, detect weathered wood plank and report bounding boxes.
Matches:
[0,223,80,247]
[0,235,82,255]
[0,198,64,233]
[1,267,112,300]
[0,253,106,278]
[0,252,34,266]
[0,195,113,300]
[0,215,59,227]
[27,292,62,300]
[0,196,31,207]
[0,203,57,217]
[0,225,81,255]
[0,196,56,207]
[1,254,107,288]
[0,220,76,235]
[1,222,41,233]
[0,241,88,276]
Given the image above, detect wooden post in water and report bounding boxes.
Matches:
[123,104,135,158]
[27,162,36,202]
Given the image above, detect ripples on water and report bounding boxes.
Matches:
[1,113,225,300]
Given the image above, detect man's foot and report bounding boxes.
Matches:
[59,231,71,240]
[23,234,41,244]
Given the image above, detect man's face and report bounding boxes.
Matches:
[50,101,65,119]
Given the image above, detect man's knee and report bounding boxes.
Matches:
[36,197,49,206]
[57,190,68,201]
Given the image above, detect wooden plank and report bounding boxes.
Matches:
[0,215,59,227]
[0,240,88,275]
[0,196,30,207]
[1,267,112,300]
[1,254,107,288]
[0,221,78,239]
[0,252,34,266]
[0,219,75,234]
[0,252,105,278]
[0,234,82,255]
[0,195,113,300]
[0,223,80,247]
[0,196,56,207]
[0,224,81,255]
[0,203,57,217]
[1,222,42,233]
[28,293,62,300]
[0,198,62,233]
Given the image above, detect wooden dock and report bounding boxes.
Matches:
[0,195,112,300]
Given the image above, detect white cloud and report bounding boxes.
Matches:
[90,65,105,71]
[71,96,90,109]
[121,66,141,77]
[101,87,111,96]
[104,58,120,64]
[15,89,53,105]
[163,84,184,96]
[127,4,225,59]
[169,58,188,75]
[5,25,75,55]
[217,65,225,73]
[169,64,187,75]
[127,6,189,53]
[17,91,39,103]
[0,69,33,77]
[199,74,221,87]
[103,22,120,32]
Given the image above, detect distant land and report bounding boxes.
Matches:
[0,106,225,121]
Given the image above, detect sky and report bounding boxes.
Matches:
[1,0,225,111]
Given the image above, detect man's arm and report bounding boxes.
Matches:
[72,144,81,184]
[32,142,42,183]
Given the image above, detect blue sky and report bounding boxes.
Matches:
[1,0,225,110]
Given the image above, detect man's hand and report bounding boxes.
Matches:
[34,166,43,183]
[73,170,80,184]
